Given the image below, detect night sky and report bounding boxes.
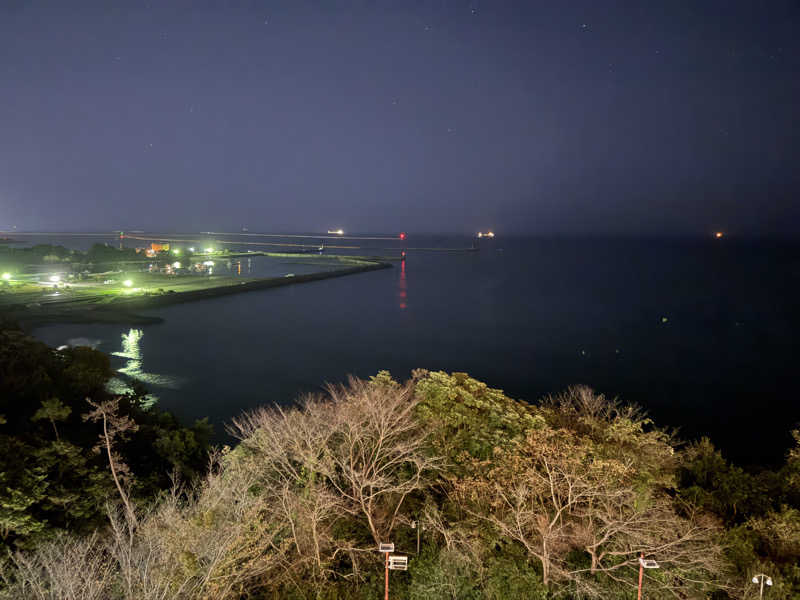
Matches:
[1,1,798,236]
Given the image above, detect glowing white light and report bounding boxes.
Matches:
[188,247,195,252]
[1,273,10,280]
[123,279,133,287]
[205,247,214,253]
[203,261,214,266]
[172,261,181,268]
[49,275,60,282]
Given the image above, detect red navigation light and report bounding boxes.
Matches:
[399,232,406,240]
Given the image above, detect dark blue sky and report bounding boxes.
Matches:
[1,1,798,235]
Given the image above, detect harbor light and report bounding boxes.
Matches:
[1,273,10,280]
[123,279,133,287]
[49,275,60,282]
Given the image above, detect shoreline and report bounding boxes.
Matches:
[4,261,391,330]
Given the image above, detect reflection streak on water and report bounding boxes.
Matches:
[398,259,407,310]
[109,329,183,405]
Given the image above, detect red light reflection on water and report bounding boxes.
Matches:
[398,259,407,310]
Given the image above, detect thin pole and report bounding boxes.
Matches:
[637,553,644,600]
[760,575,764,599]
[416,523,420,555]
[385,551,389,600]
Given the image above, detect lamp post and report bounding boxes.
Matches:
[637,553,659,600]
[378,542,408,600]
[378,543,394,600]
[751,573,773,599]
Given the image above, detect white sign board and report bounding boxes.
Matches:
[378,543,394,553]
[639,558,659,569]
[388,555,408,571]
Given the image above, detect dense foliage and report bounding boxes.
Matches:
[0,325,212,549]
[0,332,798,598]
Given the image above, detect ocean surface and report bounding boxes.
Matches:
[22,234,800,466]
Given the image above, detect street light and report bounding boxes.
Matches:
[752,574,773,598]
[378,543,394,600]
[637,554,659,600]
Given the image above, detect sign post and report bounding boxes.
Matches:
[378,543,394,600]
[637,554,660,599]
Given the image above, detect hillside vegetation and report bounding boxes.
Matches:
[1,330,798,598]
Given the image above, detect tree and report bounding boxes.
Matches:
[83,399,139,530]
[455,392,728,597]
[31,398,71,442]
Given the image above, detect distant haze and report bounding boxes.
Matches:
[1,1,798,236]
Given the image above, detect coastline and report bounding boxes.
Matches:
[3,260,392,330]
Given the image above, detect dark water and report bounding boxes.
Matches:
[30,235,800,466]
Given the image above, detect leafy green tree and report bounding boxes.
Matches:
[31,399,71,442]
[412,370,544,471]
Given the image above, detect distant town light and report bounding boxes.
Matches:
[173,249,181,255]
[188,247,195,252]
[205,247,214,253]
[327,229,344,235]
[172,261,181,268]
[1,273,10,280]
[715,231,724,239]
[123,279,133,287]
[49,275,60,282]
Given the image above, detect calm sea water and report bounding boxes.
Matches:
[27,235,800,466]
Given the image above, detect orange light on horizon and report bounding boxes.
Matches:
[715,231,724,239]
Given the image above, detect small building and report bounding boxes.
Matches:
[145,242,170,257]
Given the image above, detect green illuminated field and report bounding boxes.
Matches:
[0,257,390,327]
